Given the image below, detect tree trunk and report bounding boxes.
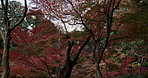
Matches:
[1,31,11,78]
[59,61,77,78]
[95,62,102,78]
[0,0,27,77]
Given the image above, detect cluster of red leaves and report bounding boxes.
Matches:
[9,17,67,77]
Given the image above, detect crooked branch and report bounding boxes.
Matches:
[10,0,28,31]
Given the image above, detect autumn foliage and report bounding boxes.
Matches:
[0,0,148,78]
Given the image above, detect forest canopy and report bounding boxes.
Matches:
[0,0,148,78]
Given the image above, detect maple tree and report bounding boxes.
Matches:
[0,0,147,78]
[15,0,122,78]
[9,8,66,77]
[66,0,148,77]
[96,1,148,77]
[30,0,92,78]
[29,0,118,78]
[63,0,122,77]
[103,1,147,78]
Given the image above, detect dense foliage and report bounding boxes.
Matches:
[0,0,148,78]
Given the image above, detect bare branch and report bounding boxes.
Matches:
[68,22,83,25]
[60,18,68,33]
[47,5,68,33]
[67,0,94,35]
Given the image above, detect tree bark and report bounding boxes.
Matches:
[95,62,102,78]
[0,0,27,77]
[59,35,91,78]
[1,31,11,78]
[59,60,77,78]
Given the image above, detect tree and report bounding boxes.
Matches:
[0,0,27,78]
[10,23,61,77]
[10,8,64,77]
[7,0,148,78]
[30,0,122,78]
[11,19,91,78]
[65,0,121,78]
[30,0,93,78]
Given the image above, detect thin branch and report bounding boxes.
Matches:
[60,18,68,33]
[20,59,47,72]
[36,56,53,78]
[5,0,8,12]
[109,59,124,75]
[68,22,83,25]
[98,0,118,61]
[107,0,112,15]
[1,0,10,27]
[66,41,74,62]
[113,0,121,11]
[0,8,3,10]
[74,35,91,62]
[67,0,94,36]
[112,0,116,11]
[9,3,16,21]
[42,4,68,33]
[93,40,97,61]
[1,0,5,13]
[10,0,28,31]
